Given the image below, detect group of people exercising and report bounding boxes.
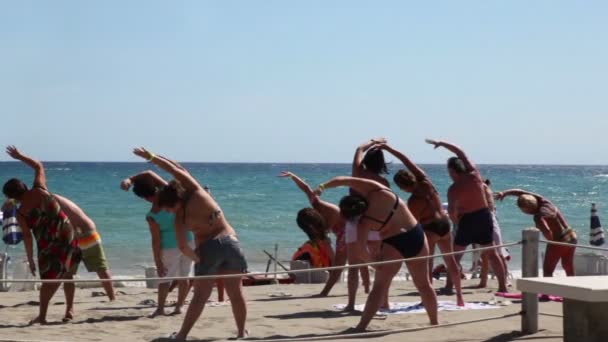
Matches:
[2,139,577,340]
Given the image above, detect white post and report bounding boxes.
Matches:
[522,228,540,334]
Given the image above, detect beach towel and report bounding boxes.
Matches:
[333,300,499,315]
[495,292,563,302]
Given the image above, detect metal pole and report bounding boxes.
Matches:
[522,228,540,334]
[274,243,278,284]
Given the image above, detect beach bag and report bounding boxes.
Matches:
[2,207,23,245]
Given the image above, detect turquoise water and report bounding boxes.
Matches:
[2,162,608,277]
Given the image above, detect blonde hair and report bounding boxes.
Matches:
[517,194,538,210]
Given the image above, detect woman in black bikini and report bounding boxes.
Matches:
[379,143,464,306]
[315,176,438,331]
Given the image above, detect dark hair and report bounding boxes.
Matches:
[393,169,416,189]
[484,178,491,186]
[3,178,28,199]
[296,208,327,241]
[362,148,388,175]
[447,157,467,174]
[339,194,368,219]
[157,180,185,209]
[132,178,157,198]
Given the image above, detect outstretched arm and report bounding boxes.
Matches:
[121,170,168,191]
[352,138,386,176]
[132,148,200,192]
[315,176,386,196]
[6,146,46,188]
[378,143,426,179]
[425,139,476,172]
[279,171,316,203]
[495,188,542,201]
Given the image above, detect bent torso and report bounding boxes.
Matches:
[178,189,236,245]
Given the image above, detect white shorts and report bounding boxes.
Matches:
[491,213,510,259]
[159,245,194,284]
[345,219,382,244]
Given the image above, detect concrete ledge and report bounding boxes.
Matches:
[517,276,608,302]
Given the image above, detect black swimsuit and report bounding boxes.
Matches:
[362,189,425,259]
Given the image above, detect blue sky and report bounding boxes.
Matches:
[1,1,606,164]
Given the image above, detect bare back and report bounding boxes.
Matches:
[447,170,488,221]
[407,179,445,224]
[178,189,236,244]
[54,194,96,235]
[360,189,418,240]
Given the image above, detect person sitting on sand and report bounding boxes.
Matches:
[121,170,195,317]
[132,148,248,340]
[3,146,81,324]
[315,176,438,331]
[378,143,464,306]
[53,195,116,302]
[281,171,365,297]
[426,139,508,293]
[495,189,577,277]
[291,208,333,268]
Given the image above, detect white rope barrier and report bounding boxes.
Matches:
[539,312,563,319]
[250,313,521,342]
[540,239,608,252]
[0,241,522,284]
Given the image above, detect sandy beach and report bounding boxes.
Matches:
[0,278,563,342]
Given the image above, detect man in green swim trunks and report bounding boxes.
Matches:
[54,195,116,304]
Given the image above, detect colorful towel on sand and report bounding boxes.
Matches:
[333,301,499,315]
[495,292,563,302]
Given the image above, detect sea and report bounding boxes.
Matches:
[2,162,608,282]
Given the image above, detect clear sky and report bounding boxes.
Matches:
[1,1,606,164]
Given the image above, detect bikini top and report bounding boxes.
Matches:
[361,189,400,231]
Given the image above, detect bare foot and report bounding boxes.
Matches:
[474,282,487,289]
[342,305,356,312]
[315,291,329,297]
[62,310,74,323]
[343,326,365,334]
[170,307,182,315]
[235,329,249,339]
[148,309,165,318]
[456,296,465,307]
[28,316,47,325]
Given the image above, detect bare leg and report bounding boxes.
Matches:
[345,243,359,311]
[216,280,225,302]
[360,266,370,294]
[482,244,507,292]
[150,282,170,318]
[63,275,75,322]
[406,240,438,325]
[444,245,465,291]
[437,236,464,306]
[320,249,346,297]
[426,236,437,284]
[477,255,489,288]
[223,274,247,338]
[175,279,215,340]
[31,282,62,324]
[354,259,401,331]
[96,269,116,301]
[173,280,190,314]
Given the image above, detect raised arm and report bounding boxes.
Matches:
[352,138,386,176]
[495,188,542,201]
[425,139,476,172]
[6,146,46,188]
[132,148,200,192]
[120,170,168,191]
[378,143,426,179]
[316,176,387,197]
[279,171,316,202]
